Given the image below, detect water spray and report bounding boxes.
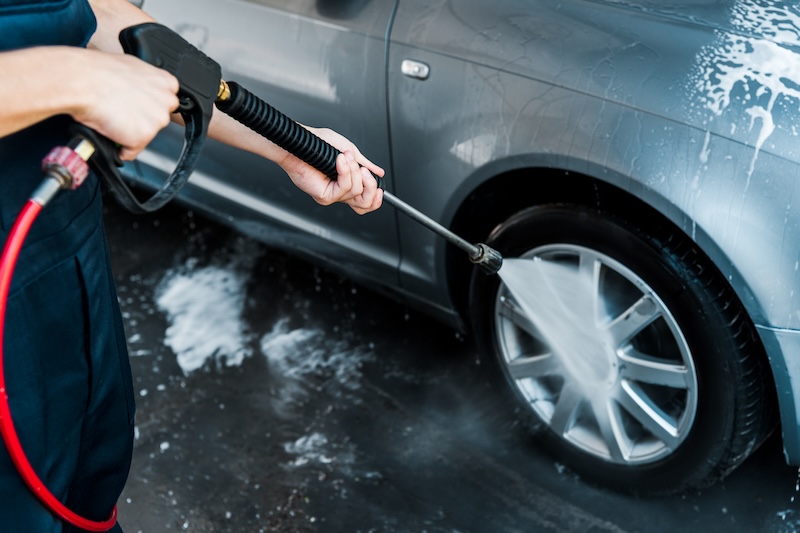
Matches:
[0,21,504,532]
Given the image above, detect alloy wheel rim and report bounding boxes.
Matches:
[494,244,698,465]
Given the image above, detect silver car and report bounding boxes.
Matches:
[127,0,800,496]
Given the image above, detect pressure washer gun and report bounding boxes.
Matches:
[94,23,500,274]
[0,24,501,531]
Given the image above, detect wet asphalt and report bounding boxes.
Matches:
[102,195,800,533]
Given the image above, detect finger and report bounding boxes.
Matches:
[350,187,383,215]
[370,187,384,211]
[118,146,140,162]
[360,165,379,202]
[337,151,364,201]
[347,166,383,214]
[335,140,383,177]
[353,151,385,178]
[334,152,354,197]
[347,152,365,197]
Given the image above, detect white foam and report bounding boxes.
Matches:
[691,1,800,176]
[260,318,371,390]
[282,430,360,479]
[283,433,335,468]
[156,263,252,374]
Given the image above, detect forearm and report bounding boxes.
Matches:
[0,47,95,137]
[0,0,177,154]
[87,0,287,161]
[0,0,136,137]
[86,0,382,211]
[87,0,155,53]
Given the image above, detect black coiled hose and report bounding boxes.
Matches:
[216,81,340,179]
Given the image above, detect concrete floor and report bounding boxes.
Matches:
[103,197,800,533]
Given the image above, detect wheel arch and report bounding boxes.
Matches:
[447,160,784,458]
[447,164,737,320]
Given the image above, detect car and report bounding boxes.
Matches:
[123,0,800,496]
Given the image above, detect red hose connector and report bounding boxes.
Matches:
[40,140,92,190]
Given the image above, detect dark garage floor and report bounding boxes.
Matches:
[102,197,800,533]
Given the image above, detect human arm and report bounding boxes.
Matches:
[0,45,178,156]
[88,0,383,214]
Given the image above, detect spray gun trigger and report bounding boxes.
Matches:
[179,95,195,112]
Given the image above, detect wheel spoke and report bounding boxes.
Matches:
[590,397,629,462]
[549,383,582,436]
[507,352,560,380]
[499,295,541,339]
[607,294,660,346]
[619,348,691,389]
[577,250,602,320]
[618,381,681,448]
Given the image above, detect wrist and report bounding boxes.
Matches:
[53,47,105,124]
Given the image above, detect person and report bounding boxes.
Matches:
[0,0,384,530]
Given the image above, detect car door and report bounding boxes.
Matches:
[134,0,400,287]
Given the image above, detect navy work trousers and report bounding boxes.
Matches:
[0,179,134,532]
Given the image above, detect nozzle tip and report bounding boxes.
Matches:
[470,243,503,275]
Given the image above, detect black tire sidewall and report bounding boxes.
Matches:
[469,204,742,495]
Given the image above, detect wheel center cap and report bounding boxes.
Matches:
[556,331,618,388]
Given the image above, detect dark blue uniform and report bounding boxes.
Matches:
[0,1,135,531]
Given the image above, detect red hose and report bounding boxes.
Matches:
[0,200,117,531]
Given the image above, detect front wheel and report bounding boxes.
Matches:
[469,204,775,495]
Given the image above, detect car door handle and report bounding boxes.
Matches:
[401,59,430,80]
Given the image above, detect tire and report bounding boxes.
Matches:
[469,203,776,496]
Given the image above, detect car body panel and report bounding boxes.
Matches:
[136,0,401,291]
[388,0,800,328]
[758,324,800,464]
[386,0,800,460]
[131,0,800,464]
